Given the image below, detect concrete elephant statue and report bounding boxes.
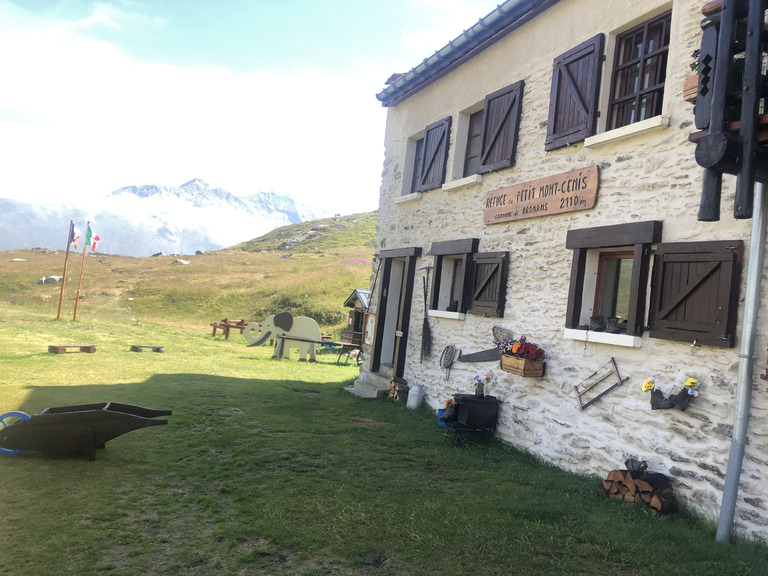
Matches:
[244,311,321,362]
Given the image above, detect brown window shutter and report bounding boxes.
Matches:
[649,240,743,347]
[478,81,524,173]
[417,116,452,192]
[545,34,604,151]
[469,251,508,318]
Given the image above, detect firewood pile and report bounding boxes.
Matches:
[602,460,676,514]
[389,377,409,403]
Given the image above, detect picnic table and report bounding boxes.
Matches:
[209,318,249,340]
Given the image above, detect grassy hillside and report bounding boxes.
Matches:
[0,211,377,336]
[236,211,377,252]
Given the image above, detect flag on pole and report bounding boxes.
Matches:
[85,225,100,252]
[70,226,81,249]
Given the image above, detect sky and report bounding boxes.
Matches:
[0,0,502,216]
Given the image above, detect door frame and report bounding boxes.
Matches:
[370,247,421,378]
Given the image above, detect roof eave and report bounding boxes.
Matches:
[376,0,560,108]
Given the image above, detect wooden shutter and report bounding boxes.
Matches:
[469,251,508,317]
[478,81,524,173]
[417,116,452,192]
[545,34,604,151]
[649,240,742,347]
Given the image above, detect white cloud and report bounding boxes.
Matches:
[0,0,500,216]
[0,6,385,214]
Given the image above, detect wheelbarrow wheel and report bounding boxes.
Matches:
[0,411,30,455]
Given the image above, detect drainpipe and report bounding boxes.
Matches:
[716,182,767,541]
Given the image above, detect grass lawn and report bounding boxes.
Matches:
[1,305,767,576]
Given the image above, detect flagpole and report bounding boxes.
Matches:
[73,220,89,321]
[56,220,74,320]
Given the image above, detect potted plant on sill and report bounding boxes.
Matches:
[495,335,546,377]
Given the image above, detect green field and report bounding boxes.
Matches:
[1,215,767,575]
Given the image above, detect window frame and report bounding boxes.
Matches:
[607,10,672,131]
[430,238,478,314]
[593,250,635,332]
[565,221,662,337]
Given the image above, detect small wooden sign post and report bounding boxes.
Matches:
[483,165,599,225]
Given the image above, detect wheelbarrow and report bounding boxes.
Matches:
[0,402,171,461]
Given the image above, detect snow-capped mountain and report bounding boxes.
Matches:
[0,179,333,257]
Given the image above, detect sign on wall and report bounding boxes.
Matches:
[363,313,376,346]
[483,165,599,224]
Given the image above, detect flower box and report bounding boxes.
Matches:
[500,355,545,377]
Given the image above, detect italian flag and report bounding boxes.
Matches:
[85,225,101,252]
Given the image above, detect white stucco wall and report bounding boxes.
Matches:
[361,0,768,543]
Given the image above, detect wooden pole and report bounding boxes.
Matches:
[56,220,74,321]
[73,220,89,321]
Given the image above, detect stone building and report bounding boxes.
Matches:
[353,0,768,543]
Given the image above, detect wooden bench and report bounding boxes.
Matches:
[130,345,165,353]
[209,318,248,339]
[48,344,97,354]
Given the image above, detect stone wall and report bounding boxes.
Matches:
[361,0,768,543]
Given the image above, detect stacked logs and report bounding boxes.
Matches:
[602,468,676,514]
[388,377,409,403]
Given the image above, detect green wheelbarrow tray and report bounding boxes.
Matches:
[0,402,171,461]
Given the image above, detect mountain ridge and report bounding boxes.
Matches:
[0,180,334,257]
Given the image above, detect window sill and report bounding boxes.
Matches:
[584,115,670,148]
[394,192,422,204]
[563,328,642,347]
[428,310,466,321]
[443,174,482,192]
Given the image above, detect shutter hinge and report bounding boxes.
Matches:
[602,54,606,61]
[596,111,601,118]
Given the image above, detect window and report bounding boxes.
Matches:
[430,239,478,313]
[565,221,661,337]
[479,81,524,173]
[593,251,634,333]
[648,241,742,347]
[566,223,742,348]
[463,110,484,176]
[402,116,451,196]
[430,240,508,318]
[608,11,671,130]
[546,34,604,151]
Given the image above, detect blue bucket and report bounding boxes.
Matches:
[437,409,446,427]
